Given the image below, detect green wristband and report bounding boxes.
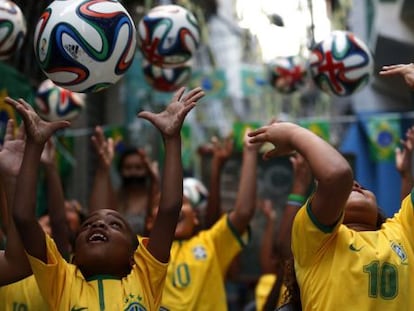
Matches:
[287,193,306,204]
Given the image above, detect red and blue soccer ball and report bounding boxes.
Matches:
[142,58,192,92]
[33,0,136,93]
[0,0,26,60]
[268,56,306,94]
[309,31,374,97]
[35,79,86,122]
[138,4,200,67]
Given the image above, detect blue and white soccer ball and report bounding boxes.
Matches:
[35,79,86,122]
[138,4,200,67]
[309,31,374,97]
[0,0,26,60]
[142,58,192,92]
[33,0,136,93]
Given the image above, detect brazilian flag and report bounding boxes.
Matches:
[364,116,401,162]
[233,121,262,152]
[299,120,331,142]
[189,68,227,100]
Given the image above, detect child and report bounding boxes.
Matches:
[5,86,204,310]
[248,120,414,310]
[145,129,261,311]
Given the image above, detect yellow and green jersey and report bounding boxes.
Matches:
[292,192,414,311]
[255,273,287,311]
[0,275,48,310]
[26,235,168,311]
[160,214,249,311]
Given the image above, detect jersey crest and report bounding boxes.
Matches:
[192,245,207,260]
[391,241,407,263]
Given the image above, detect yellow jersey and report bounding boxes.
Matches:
[27,234,168,311]
[292,192,414,311]
[160,214,249,311]
[254,273,287,311]
[0,275,48,311]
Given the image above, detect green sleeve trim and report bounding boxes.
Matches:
[226,215,250,248]
[306,202,340,233]
[411,188,414,206]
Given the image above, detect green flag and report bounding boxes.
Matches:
[0,61,35,143]
[365,116,401,162]
[233,121,261,152]
[299,120,331,142]
[189,68,227,100]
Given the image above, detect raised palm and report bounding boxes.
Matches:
[4,97,70,145]
[0,119,25,177]
[138,87,204,138]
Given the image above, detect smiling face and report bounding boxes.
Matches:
[73,209,137,279]
[343,181,379,231]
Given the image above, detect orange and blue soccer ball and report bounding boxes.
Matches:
[309,30,374,97]
[33,0,136,93]
[35,79,86,122]
[138,4,200,68]
[0,0,26,60]
[142,58,192,92]
[268,55,307,94]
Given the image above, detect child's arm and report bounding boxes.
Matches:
[0,119,32,285]
[227,129,262,234]
[380,63,414,89]
[41,138,71,258]
[249,122,353,227]
[89,126,117,212]
[395,126,414,200]
[204,135,233,228]
[276,152,313,259]
[5,97,70,263]
[139,87,204,263]
[259,199,277,274]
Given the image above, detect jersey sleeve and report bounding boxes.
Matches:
[129,237,168,307]
[292,202,343,267]
[26,233,73,309]
[387,190,414,237]
[207,214,249,275]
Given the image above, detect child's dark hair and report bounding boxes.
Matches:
[117,147,140,172]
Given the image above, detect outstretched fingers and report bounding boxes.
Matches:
[182,87,204,104]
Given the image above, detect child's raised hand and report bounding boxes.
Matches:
[91,125,114,169]
[395,126,414,177]
[138,87,204,138]
[248,122,298,159]
[4,97,70,145]
[0,118,25,178]
[380,63,414,89]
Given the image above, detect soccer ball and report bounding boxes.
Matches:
[0,0,26,60]
[33,0,136,93]
[142,58,192,92]
[183,177,209,210]
[35,79,86,121]
[138,4,200,67]
[309,31,374,96]
[268,56,306,94]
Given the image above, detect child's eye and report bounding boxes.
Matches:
[110,222,121,229]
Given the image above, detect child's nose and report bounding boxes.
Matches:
[92,220,107,228]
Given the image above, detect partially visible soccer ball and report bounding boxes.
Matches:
[309,31,374,96]
[0,0,26,60]
[35,79,86,121]
[142,58,192,92]
[268,55,306,94]
[183,177,209,210]
[33,0,136,93]
[138,4,200,67]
